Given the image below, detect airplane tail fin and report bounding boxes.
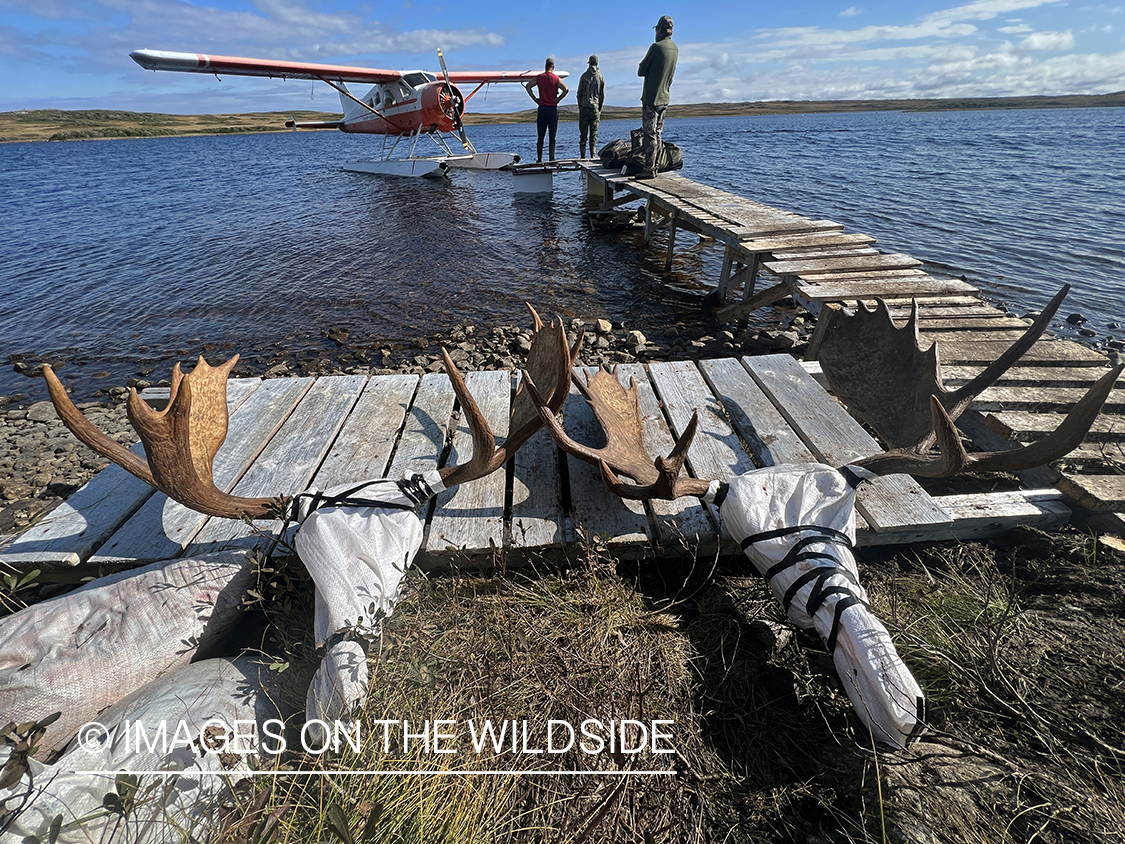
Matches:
[338,83,370,122]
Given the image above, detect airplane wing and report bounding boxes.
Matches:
[130,49,404,84]
[445,70,569,82]
[131,49,568,84]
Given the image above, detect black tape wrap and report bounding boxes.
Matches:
[285,473,438,529]
[741,524,867,653]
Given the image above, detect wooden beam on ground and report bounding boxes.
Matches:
[1057,475,1125,513]
[857,490,1071,545]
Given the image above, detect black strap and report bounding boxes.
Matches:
[711,482,730,509]
[740,523,863,653]
[741,524,853,552]
[290,473,436,519]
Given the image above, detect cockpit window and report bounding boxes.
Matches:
[402,72,434,87]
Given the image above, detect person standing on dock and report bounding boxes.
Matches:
[526,57,569,162]
[637,15,677,180]
[577,55,605,159]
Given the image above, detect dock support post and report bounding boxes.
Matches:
[804,302,843,361]
[716,246,734,304]
[664,210,678,271]
[644,202,653,244]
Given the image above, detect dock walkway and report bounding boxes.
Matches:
[0,355,1072,576]
[581,165,1124,516]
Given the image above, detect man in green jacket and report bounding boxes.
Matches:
[577,55,605,159]
[637,15,678,180]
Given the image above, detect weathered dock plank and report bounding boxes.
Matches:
[796,277,980,301]
[766,253,923,276]
[312,374,419,484]
[647,360,757,551]
[563,372,652,553]
[742,354,951,534]
[386,372,457,479]
[984,410,1125,441]
[616,363,717,551]
[511,427,566,553]
[184,375,368,556]
[697,358,815,467]
[426,370,510,556]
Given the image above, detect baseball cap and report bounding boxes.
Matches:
[655,15,673,30]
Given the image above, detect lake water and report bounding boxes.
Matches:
[1,107,1122,403]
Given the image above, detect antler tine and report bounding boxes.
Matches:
[44,364,156,486]
[439,308,575,489]
[854,363,1122,478]
[970,362,1123,473]
[437,348,500,488]
[943,283,1070,414]
[44,357,277,519]
[521,369,612,471]
[852,395,970,478]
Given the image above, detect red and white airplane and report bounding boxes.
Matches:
[131,48,567,177]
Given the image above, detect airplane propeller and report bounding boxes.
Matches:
[437,47,471,150]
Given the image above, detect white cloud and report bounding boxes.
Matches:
[840,6,863,16]
[1019,30,1076,49]
[999,24,1034,32]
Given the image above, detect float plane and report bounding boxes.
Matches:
[131,48,567,178]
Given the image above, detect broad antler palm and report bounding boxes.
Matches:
[524,366,711,500]
[818,285,1123,477]
[526,286,1120,499]
[44,304,579,519]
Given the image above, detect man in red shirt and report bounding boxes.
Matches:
[525,57,569,162]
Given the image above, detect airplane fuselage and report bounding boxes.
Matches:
[341,75,462,136]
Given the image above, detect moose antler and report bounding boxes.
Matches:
[43,304,578,519]
[818,285,1124,477]
[438,304,580,488]
[524,365,711,500]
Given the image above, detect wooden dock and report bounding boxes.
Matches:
[1,355,1074,577]
[581,165,1124,517]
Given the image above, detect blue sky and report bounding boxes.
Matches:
[3,0,1124,114]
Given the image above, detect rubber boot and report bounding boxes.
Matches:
[536,140,543,163]
[549,139,556,161]
[590,134,597,159]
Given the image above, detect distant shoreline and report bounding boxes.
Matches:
[2,91,1123,143]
